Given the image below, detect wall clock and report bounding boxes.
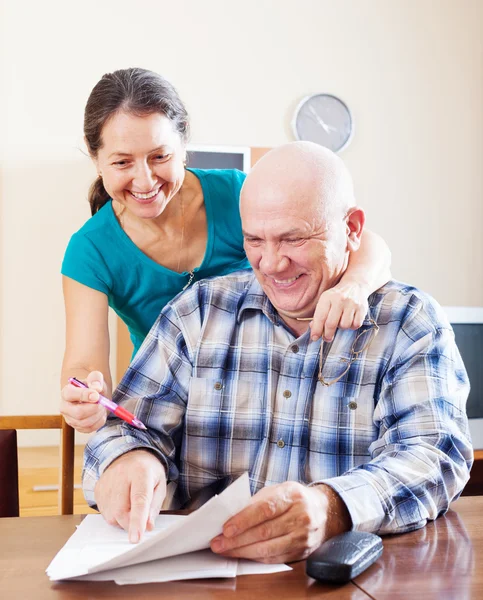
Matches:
[292,94,353,153]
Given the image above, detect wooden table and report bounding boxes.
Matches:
[1,496,481,600]
[356,495,483,599]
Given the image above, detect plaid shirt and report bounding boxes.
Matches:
[84,270,472,534]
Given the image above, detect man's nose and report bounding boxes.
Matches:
[259,245,289,274]
[133,162,157,190]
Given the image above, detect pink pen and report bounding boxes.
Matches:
[68,377,147,430]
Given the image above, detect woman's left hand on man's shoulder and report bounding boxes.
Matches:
[310,281,369,342]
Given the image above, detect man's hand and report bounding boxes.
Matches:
[310,281,369,342]
[94,450,167,543]
[210,482,351,564]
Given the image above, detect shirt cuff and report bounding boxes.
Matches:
[310,471,387,533]
[82,425,172,507]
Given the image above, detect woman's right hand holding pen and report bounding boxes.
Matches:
[60,370,108,433]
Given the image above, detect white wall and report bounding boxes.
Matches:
[1,0,482,445]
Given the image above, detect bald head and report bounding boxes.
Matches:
[241,142,355,225]
[240,142,364,328]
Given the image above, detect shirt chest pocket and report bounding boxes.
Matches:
[186,377,266,440]
[309,376,377,459]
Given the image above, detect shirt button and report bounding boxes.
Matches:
[283,390,292,398]
[277,439,285,448]
[348,401,358,410]
[291,345,299,353]
[214,382,223,391]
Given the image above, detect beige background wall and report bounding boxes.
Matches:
[1,0,482,445]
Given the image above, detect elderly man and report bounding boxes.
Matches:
[83,142,472,564]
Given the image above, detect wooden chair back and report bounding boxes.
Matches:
[0,416,74,516]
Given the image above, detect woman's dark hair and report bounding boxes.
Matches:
[84,68,190,215]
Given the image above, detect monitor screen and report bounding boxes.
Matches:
[452,324,483,419]
[444,308,483,449]
[187,145,250,172]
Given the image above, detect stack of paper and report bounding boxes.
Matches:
[46,473,291,585]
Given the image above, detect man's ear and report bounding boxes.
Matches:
[345,207,365,252]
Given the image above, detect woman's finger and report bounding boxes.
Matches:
[322,303,343,342]
[60,398,103,422]
[60,400,106,433]
[86,370,106,393]
[339,307,356,331]
[62,382,99,404]
[352,304,367,329]
[73,407,107,433]
[61,384,82,403]
[309,295,331,341]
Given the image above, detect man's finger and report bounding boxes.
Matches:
[147,480,167,530]
[222,488,292,538]
[215,533,297,564]
[95,475,131,531]
[212,509,295,552]
[114,510,131,534]
[128,474,154,543]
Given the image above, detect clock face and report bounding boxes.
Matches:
[293,94,353,153]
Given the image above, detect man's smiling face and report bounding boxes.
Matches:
[242,199,349,322]
[240,142,362,329]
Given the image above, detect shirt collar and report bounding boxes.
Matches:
[238,276,281,325]
[238,273,378,329]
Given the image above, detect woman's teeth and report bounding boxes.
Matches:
[130,187,160,200]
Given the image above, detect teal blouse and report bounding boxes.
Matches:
[61,168,250,355]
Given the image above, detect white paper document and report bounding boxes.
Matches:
[46,473,291,584]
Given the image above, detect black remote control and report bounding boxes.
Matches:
[306,531,383,584]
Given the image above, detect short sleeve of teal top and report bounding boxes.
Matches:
[61,168,250,355]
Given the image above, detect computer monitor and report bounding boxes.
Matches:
[444,307,483,449]
[187,145,251,173]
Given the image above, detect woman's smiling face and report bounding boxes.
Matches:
[94,111,187,219]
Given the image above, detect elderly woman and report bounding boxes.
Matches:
[60,68,391,433]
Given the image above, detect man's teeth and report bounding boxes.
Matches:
[131,188,160,200]
[274,275,300,284]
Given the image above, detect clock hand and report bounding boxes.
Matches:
[308,105,332,135]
